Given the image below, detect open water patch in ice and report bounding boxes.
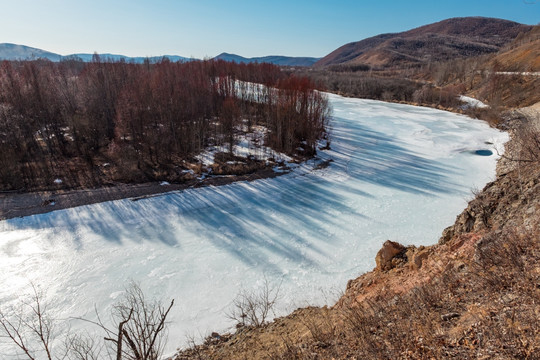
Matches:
[474,149,494,156]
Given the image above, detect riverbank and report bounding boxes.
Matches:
[0,166,283,221]
[0,92,502,222]
[0,94,506,359]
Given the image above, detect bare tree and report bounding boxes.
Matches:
[87,283,174,360]
[63,333,102,360]
[0,59,329,191]
[227,277,281,328]
[0,285,55,360]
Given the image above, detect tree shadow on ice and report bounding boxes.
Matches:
[3,114,469,271]
[329,117,462,196]
[182,118,468,269]
[2,174,366,272]
[167,177,368,271]
[2,199,183,248]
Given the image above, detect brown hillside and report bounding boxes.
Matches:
[315,17,532,68]
[314,33,395,67]
[491,25,540,71]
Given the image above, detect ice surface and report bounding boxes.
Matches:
[0,94,508,358]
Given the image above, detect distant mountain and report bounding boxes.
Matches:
[0,44,317,66]
[0,43,62,61]
[67,53,191,63]
[0,43,192,63]
[213,53,320,67]
[315,17,533,68]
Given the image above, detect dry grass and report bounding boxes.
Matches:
[176,223,539,360]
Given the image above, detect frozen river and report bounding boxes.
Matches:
[0,94,508,358]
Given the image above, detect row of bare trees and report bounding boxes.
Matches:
[0,59,329,191]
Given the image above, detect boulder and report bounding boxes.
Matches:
[375,240,406,271]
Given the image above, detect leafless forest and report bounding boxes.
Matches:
[0,59,329,191]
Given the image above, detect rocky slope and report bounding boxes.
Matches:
[174,104,540,359]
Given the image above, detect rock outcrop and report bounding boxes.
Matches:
[375,240,406,271]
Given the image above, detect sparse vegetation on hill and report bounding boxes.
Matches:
[295,24,540,128]
[315,17,532,69]
[491,25,540,72]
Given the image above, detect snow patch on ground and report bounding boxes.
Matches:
[459,95,489,109]
[196,123,292,168]
[495,71,540,76]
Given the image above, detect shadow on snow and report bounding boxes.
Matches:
[3,110,466,271]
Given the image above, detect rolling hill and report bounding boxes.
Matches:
[315,17,533,68]
[0,43,62,61]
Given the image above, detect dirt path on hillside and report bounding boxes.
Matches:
[0,168,282,221]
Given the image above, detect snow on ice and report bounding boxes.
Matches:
[0,93,508,358]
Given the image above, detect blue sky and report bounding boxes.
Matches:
[1,0,538,58]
